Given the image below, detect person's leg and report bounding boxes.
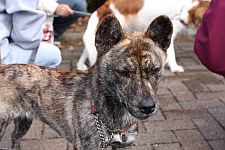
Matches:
[53,0,87,38]
[34,42,62,67]
[1,43,33,65]
[2,42,62,68]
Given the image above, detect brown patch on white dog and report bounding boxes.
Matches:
[114,0,144,15]
[97,0,144,21]
[188,0,210,27]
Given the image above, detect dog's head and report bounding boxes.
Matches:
[180,0,210,27]
[95,15,173,120]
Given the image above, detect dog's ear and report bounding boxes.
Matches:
[145,15,173,51]
[95,15,124,57]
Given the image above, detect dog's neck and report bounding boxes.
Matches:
[88,69,136,131]
[89,86,138,148]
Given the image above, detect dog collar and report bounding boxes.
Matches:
[90,101,97,114]
[90,101,137,149]
[93,113,137,149]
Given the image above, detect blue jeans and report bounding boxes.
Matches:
[2,42,62,68]
[53,0,87,38]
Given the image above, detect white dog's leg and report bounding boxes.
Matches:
[88,46,97,66]
[77,12,99,70]
[167,38,184,72]
[76,48,89,70]
[167,20,184,73]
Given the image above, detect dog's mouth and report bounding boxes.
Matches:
[110,122,138,148]
[122,102,158,120]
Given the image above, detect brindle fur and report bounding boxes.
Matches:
[0,15,173,150]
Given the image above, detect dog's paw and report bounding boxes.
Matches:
[170,65,184,72]
[77,64,88,71]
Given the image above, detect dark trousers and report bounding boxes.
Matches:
[53,0,87,38]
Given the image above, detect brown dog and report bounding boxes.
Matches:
[0,15,173,150]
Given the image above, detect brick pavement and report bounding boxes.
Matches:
[1,29,225,150]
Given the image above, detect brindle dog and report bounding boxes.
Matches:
[0,15,173,150]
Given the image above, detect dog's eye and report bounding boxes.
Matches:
[151,66,160,74]
[116,69,130,77]
[144,66,160,75]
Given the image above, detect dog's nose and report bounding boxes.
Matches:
[138,99,156,115]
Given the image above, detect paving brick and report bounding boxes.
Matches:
[198,74,223,85]
[23,120,44,140]
[208,140,225,150]
[163,69,175,77]
[42,125,61,139]
[0,139,11,150]
[164,109,211,120]
[58,62,71,72]
[180,57,197,66]
[0,123,14,140]
[175,129,211,150]
[183,79,210,93]
[206,84,225,92]
[61,49,74,59]
[193,118,225,140]
[180,99,224,111]
[198,99,224,109]
[186,64,206,71]
[167,81,196,102]
[144,119,195,132]
[0,123,14,149]
[195,92,225,101]
[208,107,225,129]
[212,73,225,83]
[138,120,147,133]
[157,87,171,95]
[179,101,202,110]
[219,97,225,104]
[66,142,73,150]
[0,137,12,149]
[21,138,67,150]
[134,131,178,145]
[129,145,153,150]
[147,109,165,121]
[152,143,182,150]
[158,95,182,111]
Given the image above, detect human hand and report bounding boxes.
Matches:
[55,4,74,17]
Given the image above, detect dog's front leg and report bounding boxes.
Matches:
[11,117,32,150]
[72,145,80,150]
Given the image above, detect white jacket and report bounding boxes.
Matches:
[37,0,59,43]
[0,0,45,60]
[38,0,59,16]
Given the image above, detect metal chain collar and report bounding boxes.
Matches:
[94,114,114,149]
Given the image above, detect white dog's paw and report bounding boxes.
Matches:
[170,65,184,72]
[77,64,89,71]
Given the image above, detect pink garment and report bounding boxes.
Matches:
[194,0,225,76]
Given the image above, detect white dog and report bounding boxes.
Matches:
[77,0,210,72]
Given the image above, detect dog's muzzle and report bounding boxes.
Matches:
[123,97,159,120]
[138,98,156,115]
[110,122,138,148]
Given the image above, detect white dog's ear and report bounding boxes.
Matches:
[95,14,124,57]
[145,15,173,51]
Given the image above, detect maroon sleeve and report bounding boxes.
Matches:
[194,0,225,76]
